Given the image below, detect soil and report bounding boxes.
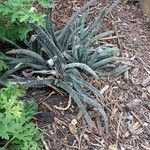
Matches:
[22,0,150,149]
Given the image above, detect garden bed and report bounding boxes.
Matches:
[22,0,150,149]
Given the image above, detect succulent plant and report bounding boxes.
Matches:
[0,0,131,132]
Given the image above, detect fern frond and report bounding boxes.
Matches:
[0,60,8,71]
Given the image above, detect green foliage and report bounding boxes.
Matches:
[0,17,31,42]
[0,0,53,25]
[0,60,8,71]
[1,0,131,132]
[0,85,43,150]
[37,0,54,8]
[0,0,54,41]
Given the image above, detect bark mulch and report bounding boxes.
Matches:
[24,0,150,149]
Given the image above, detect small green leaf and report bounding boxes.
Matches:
[0,60,8,71]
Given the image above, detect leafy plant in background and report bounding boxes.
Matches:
[0,60,8,72]
[0,0,54,43]
[0,0,131,132]
[0,17,29,42]
[0,85,43,150]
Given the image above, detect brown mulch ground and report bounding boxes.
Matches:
[24,0,150,149]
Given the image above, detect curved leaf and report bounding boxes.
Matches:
[92,57,132,70]
[64,63,98,79]
[6,49,47,65]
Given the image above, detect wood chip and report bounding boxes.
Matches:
[131,68,139,76]
[129,122,143,135]
[126,99,141,110]
[146,86,150,94]
[83,134,90,142]
[108,144,118,150]
[142,76,150,87]
[100,85,110,94]
[68,119,78,134]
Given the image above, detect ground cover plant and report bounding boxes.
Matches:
[0,85,43,150]
[0,0,131,132]
[0,0,54,50]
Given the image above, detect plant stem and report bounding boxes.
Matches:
[4,137,15,148]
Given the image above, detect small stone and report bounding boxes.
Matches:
[71,119,78,125]
[69,119,78,134]
[133,38,136,41]
[142,76,150,87]
[126,99,141,110]
[143,122,148,126]
[122,22,128,27]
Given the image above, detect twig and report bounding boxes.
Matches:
[100,85,110,94]
[131,111,143,127]
[110,12,122,50]
[90,142,102,147]
[140,144,150,150]
[144,67,150,75]
[78,128,86,149]
[95,116,102,136]
[63,144,79,149]
[116,112,123,147]
[101,35,125,41]
[54,95,72,111]
[42,102,53,112]
[54,117,68,127]
[38,91,55,105]
[47,84,66,96]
